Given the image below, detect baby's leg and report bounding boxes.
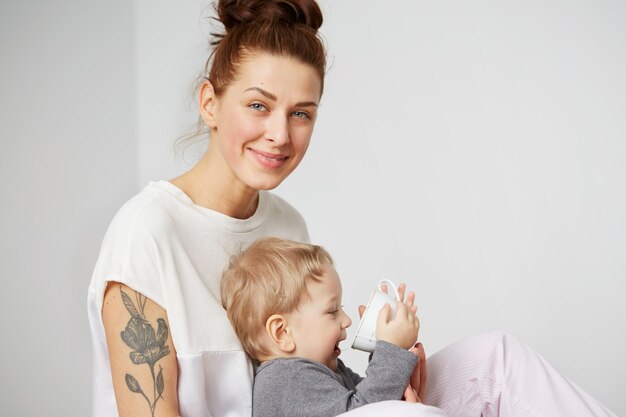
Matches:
[424,331,617,417]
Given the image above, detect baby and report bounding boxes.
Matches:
[221,237,423,417]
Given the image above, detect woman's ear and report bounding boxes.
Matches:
[265,314,295,353]
[198,80,218,129]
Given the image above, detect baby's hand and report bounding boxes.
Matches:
[375,284,419,349]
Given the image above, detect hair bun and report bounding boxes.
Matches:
[217,0,323,32]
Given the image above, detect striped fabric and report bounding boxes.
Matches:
[425,332,617,417]
[339,332,617,417]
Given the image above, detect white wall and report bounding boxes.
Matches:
[0,1,136,415]
[136,0,212,184]
[3,0,622,415]
[136,0,626,414]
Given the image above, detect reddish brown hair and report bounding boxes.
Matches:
[206,0,326,96]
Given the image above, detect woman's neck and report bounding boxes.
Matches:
[170,151,259,220]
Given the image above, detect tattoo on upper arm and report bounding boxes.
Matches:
[119,288,171,416]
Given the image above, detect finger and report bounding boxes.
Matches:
[395,300,408,319]
[398,283,406,302]
[406,301,415,320]
[409,352,421,395]
[406,291,415,309]
[417,343,427,401]
[403,384,418,403]
[380,284,388,294]
[410,305,417,314]
[397,299,412,320]
[358,305,365,318]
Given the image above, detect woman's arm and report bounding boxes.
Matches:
[102,282,181,417]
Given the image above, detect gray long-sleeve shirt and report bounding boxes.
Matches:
[252,341,417,417]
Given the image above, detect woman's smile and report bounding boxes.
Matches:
[248,148,290,169]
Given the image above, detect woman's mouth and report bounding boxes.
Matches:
[249,149,288,169]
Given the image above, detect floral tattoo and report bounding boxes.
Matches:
[119,288,170,416]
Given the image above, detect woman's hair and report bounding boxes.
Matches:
[176,0,326,156]
[221,237,333,361]
[207,0,327,96]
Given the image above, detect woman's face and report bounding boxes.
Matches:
[203,53,322,191]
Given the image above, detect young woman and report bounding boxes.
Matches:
[88,1,617,416]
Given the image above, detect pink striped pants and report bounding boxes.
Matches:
[340,332,617,417]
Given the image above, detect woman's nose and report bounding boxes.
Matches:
[265,114,290,146]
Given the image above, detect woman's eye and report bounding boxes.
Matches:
[249,103,267,111]
[292,111,310,119]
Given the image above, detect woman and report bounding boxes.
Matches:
[88,1,617,416]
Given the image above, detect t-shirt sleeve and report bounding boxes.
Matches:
[91,198,167,318]
[352,341,417,404]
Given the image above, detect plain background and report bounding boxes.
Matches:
[1,0,624,416]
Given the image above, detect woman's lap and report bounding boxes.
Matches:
[424,331,616,417]
[339,332,617,417]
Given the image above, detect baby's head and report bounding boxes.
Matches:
[221,237,352,370]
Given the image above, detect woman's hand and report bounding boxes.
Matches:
[401,344,427,403]
[407,342,427,402]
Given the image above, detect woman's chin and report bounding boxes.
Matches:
[243,172,290,191]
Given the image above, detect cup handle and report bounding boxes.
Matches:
[377,279,401,301]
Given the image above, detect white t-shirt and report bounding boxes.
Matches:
[87,180,310,417]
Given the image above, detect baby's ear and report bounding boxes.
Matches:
[266,314,295,353]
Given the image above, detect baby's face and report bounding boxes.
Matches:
[286,264,352,370]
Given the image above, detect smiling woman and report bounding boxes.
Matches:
[88,1,620,417]
[88,1,326,417]
[192,53,321,196]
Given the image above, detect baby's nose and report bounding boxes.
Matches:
[342,313,352,328]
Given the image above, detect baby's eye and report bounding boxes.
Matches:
[328,306,343,317]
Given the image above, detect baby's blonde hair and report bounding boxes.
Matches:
[221,237,333,361]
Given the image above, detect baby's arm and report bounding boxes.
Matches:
[348,341,417,405]
[253,347,417,417]
[362,283,424,401]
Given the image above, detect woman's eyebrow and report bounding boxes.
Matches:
[244,86,319,107]
[296,101,319,108]
[244,87,276,101]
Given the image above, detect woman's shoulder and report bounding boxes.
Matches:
[264,192,310,242]
[266,192,307,224]
[108,181,188,237]
[89,182,179,310]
